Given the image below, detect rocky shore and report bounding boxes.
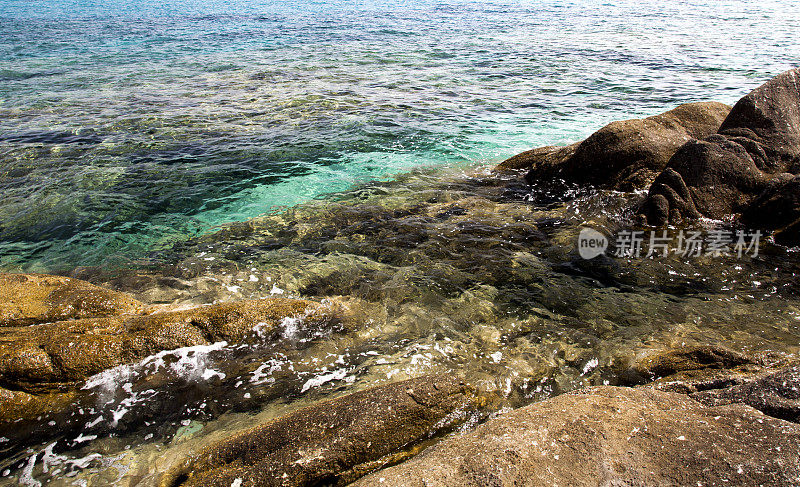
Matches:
[504,67,800,246]
[2,272,799,485]
[2,69,800,485]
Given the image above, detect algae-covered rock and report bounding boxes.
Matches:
[0,297,343,394]
[499,102,731,191]
[352,386,800,486]
[161,375,483,487]
[0,272,145,326]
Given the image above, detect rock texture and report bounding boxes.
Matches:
[0,297,340,395]
[161,375,484,487]
[352,385,800,487]
[623,345,754,385]
[641,68,800,228]
[497,102,731,191]
[0,272,144,326]
[740,175,800,244]
[691,366,800,423]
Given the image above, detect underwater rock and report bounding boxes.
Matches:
[160,375,484,487]
[641,68,800,232]
[0,272,145,327]
[0,297,344,395]
[498,102,731,191]
[351,386,800,486]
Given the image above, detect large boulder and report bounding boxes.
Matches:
[0,273,145,326]
[352,386,800,486]
[160,375,485,487]
[498,102,731,191]
[740,175,800,244]
[641,68,800,227]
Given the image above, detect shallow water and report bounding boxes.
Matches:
[3,166,800,485]
[2,0,800,484]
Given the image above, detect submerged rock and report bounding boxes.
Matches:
[352,386,800,486]
[160,375,485,487]
[498,102,730,191]
[0,272,145,326]
[641,68,800,232]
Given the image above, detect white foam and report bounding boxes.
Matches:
[19,454,41,487]
[281,316,302,339]
[582,358,599,375]
[73,433,98,444]
[84,342,229,392]
[250,359,282,385]
[301,368,348,393]
[82,342,230,419]
[201,369,226,381]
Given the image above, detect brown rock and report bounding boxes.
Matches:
[740,175,800,244]
[160,375,484,487]
[0,273,144,327]
[497,102,731,191]
[641,68,800,229]
[627,345,753,384]
[495,144,576,172]
[352,386,800,487]
[0,386,76,425]
[691,366,800,423]
[642,366,761,395]
[0,297,343,394]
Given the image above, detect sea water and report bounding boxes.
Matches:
[1,0,798,271]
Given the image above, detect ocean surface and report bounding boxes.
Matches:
[1,0,799,271]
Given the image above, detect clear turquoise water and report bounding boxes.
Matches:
[1,0,798,271]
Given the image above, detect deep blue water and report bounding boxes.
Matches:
[1,0,798,271]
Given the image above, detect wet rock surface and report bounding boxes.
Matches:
[0,274,353,454]
[740,175,800,244]
[0,297,340,394]
[352,385,800,487]
[161,375,484,487]
[641,68,800,234]
[499,102,730,191]
[623,344,755,385]
[0,272,145,326]
[691,366,800,423]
